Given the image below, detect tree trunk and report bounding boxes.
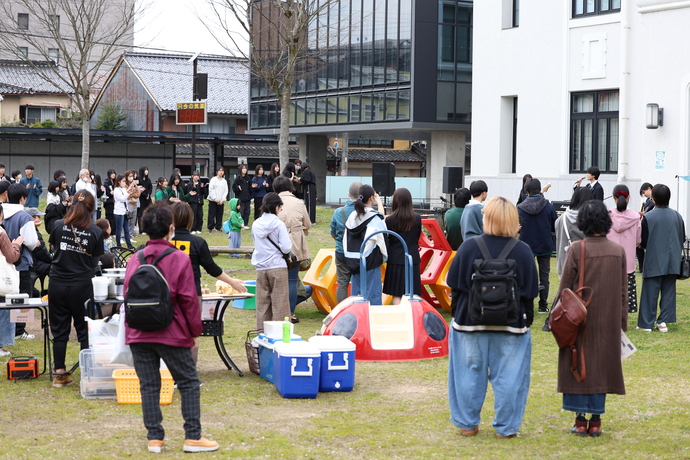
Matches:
[279,89,292,169]
[81,115,90,170]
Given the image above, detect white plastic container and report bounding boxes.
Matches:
[308,335,356,392]
[263,320,294,340]
[92,276,110,301]
[80,348,133,399]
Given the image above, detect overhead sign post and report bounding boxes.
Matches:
[176,102,207,125]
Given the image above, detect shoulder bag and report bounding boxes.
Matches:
[549,240,591,382]
[677,214,690,280]
[267,236,298,270]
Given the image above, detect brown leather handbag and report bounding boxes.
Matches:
[549,240,591,382]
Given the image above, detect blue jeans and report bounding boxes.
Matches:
[0,308,15,348]
[448,330,532,437]
[288,264,300,315]
[115,213,132,248]
[351,266,382,305]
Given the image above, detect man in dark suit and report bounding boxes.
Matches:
[574,166,604,201]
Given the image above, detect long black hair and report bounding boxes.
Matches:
[260,192,283,215]
[612,184,630,212]
[354,184,376,216]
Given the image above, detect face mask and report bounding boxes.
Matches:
[145,170,149,176]
[295,166,301,170]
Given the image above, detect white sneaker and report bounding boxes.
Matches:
[657,322,668,333]
[15,332,35,340]
[636,326,652,332]
[0,348,10,357]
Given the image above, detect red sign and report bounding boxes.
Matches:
[176,102,207,125]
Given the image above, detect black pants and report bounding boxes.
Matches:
[240,200,251,226]
[190,202,204,232]
[207,201,224,231]
[49,281,91,370]
[15,270,32,336]
[253,197,263,221]
[636,246,645,272]
[536,255,550,309]
[104,202,115,234]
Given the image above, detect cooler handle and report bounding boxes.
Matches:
[327,353,349,371]
[290,358,313,377]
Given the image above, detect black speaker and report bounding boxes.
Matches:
[372,163,396,196]
[442,166,464,194]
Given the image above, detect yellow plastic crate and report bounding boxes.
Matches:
[112,369,174,405]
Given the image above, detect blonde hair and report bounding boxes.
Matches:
[483,196,520,237]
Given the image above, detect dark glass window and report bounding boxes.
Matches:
[570,90,619,173]
[249,0,413,128]
[17,13,29,30]
[573,0,620,17]
[437,1,473,122]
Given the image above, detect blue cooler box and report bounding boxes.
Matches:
[308,335,356,392]
[273,342,321,399]
[257,333,301,383]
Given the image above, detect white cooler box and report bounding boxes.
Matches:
[308,335,356,392]
[273,341,321,399]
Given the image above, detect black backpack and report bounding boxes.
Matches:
[124,248,176,331]
[468,236,520,326]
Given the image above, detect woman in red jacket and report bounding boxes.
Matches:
[124,202,218,453]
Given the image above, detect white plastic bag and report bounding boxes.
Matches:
[110,312,134,367]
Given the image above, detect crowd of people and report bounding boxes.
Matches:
[442,171,685,439]
[2,157,688,446]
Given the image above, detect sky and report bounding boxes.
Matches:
[134,0,246,57]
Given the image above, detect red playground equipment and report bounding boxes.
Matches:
[321,230,449,362]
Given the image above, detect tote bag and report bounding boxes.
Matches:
[0,252,20,296]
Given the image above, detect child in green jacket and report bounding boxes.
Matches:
[228,198,244,258]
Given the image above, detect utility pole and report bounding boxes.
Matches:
[189,52,208,175]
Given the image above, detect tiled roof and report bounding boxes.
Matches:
[176,144,300,158]
[0,60,71,94]
[122,52,249,115]
[176,144,426,163]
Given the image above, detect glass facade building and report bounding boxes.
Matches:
[249,0,472,132]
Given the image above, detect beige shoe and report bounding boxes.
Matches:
[183,437,219,453]
[148,439,164,453]
[52,372,74,388]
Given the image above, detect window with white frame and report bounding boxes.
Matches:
[26,107,57,125]
[570,90,619,174]
[17,47,28,58]
[573,0,620,17]
[48,48,59,64]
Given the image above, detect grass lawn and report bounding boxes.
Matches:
[1,204,690,458]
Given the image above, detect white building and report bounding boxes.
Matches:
[471,0,690,215]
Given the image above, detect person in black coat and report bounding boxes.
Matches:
[26,208,52,296]
[301,161,317,224]
[137,166,153,229]
[103,169,117,233]
[232,164,253,228]
[185,172,207,234]
[574,166,604,201]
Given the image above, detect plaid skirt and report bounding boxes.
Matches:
[628,273,637,312]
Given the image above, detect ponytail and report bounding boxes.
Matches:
[354,184,376,216]
[612,184,630,212]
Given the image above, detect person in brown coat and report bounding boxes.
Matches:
[557,200,628,438]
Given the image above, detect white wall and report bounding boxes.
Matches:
[472,0,690,217]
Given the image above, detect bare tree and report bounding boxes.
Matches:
[205,0,335,169]
[0,0,144,169]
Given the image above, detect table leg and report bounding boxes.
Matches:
[213,300,244,377]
